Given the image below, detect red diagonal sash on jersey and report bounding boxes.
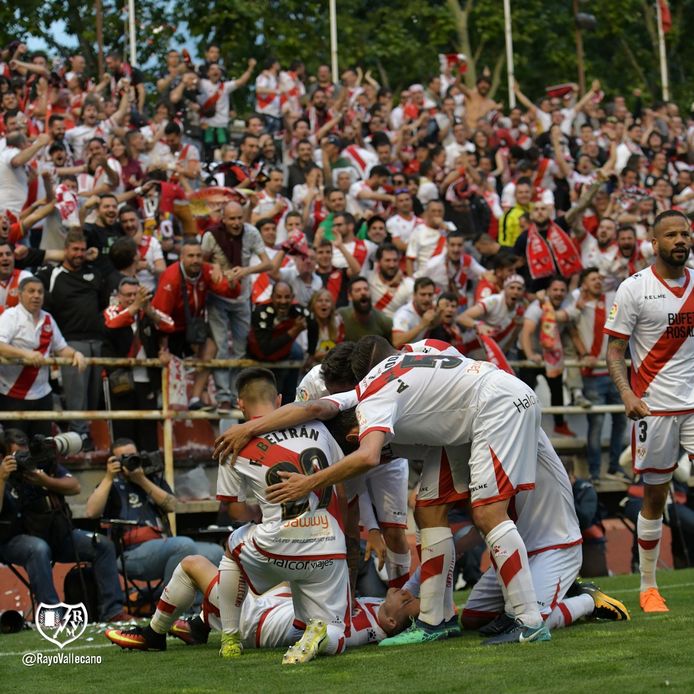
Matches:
[351,239,368,268]
[581,296,606,377]
[0,269,21,313]
[533,158,549,190]
[239,435,342,525]
[630,279,694,398]
[432,234,446,259]
[325,270,344,303]
[7,314,52,398]
[375,289,394,311]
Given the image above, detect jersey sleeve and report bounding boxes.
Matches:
[391,307,412,334]
[216,461,248,503]
[356,390,397,442]
[603,279,638,339]
[321,389,358,411]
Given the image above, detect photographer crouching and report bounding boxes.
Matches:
[0,429,128,622]
[85,438,223,588]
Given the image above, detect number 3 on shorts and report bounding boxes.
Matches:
[638,420,648,443]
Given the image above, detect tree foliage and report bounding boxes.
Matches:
[2,1,694,109]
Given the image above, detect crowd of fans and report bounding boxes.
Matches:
[0,41,693,480]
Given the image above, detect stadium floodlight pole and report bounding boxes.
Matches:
[329,0,338,85]
[656,0,670,101]
[503,0,516,108]
[128,0,138,66]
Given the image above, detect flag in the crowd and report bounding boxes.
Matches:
[479,334,514,375]
[659,0,672,33]
[439,53,467,75]
[545,83,574,99]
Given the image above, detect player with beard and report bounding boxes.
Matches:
[604,210,694,613]
[338,276,392,342]
[368,243,413,318]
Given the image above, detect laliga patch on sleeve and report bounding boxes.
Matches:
[608,302,618,322]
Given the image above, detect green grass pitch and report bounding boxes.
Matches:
[2,568,694,694]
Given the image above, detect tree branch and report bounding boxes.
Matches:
[489,50,505,100]
[446,0,477,86]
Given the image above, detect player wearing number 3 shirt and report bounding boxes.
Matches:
[215,368,350,665]
[604,210,694,614]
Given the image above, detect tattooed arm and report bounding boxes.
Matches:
[606,335,650,419]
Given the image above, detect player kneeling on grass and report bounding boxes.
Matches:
[221,368,352,665]
[461,431,630,640]
[105,554,420,652]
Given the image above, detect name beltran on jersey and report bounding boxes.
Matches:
[262,426,321,445]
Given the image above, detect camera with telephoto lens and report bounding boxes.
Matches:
[13,432,83,476]
[119,451,164,476]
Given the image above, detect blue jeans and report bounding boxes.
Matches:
[207,295,251,402]
[583,374,627,478]
[122,536,223,585]
[0,530,123,620]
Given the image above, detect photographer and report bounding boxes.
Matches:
[85,438,223,588]
[102,277,174,451]
[246,281,308,403]
[0,429,127,622]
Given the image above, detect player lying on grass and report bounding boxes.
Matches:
[105,553,420,652]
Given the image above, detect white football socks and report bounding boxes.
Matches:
[150,563,197,635]
[637,513,663,591]
[218,555,247,635]
[485,520,542,628]
[418,527,455,626]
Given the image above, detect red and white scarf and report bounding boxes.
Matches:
[527,222,582,280]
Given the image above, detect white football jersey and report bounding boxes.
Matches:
[386,214,421,246]
[296,364,327,401]
[477,294,524,353]
[514,431,582,554]
[604,266,694,412]
[573,291,615,375]
[216,421,346,558]
[368,271,413,317]
[353,349,497,446]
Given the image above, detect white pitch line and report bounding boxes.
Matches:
[0,642,113,658]
[616,581,694,594]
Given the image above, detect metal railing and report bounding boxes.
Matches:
[0,355,303,532]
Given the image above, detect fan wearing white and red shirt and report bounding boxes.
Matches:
[161,122,201,185]
[64,96,129,164]
[368,243,413,318]
[215,369,350,663]
[251,169,293,245]
[331,212,377,273]
[386,189,421,255]
[0,276,85,437]
[420,230,486,309]
[405,200,449,276]
[119,206,166,293]
[255,60,282,122]
[603,210,694,613]
[579,217,618,277]
[602,225,651,293]
[571,268,625,483]
[200,61,254,131]
[457,274,526,358]
[0,242,32,314]
[391,278,440,349]
[348,165,394,218]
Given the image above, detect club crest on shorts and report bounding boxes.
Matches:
[36,602,88,649]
